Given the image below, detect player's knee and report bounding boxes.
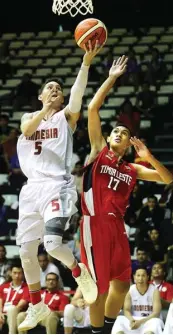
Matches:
[19,241,40,283]
[44,234,63,254]
[64,304,76,319]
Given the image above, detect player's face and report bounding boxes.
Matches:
[107,126,130,154]
[137,250,147,262]
[11,267,24,284]
[134,269,148,285]
[46,275,58,290]
[39,81,64,109]
[149,229,159,242]
[151,263,164,278]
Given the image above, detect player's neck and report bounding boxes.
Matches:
[12,280,22,288]
[153,278,162,285]
[136,284,148,294]
[44,107,60,120]
[109,148,123,161]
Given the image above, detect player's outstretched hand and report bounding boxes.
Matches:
[82,40,103,66]
[130,136,151,160]
[109,55,128,78]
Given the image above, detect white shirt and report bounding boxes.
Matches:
[40,262,63,289]
[130,284,155,318]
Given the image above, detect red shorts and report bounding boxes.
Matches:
[80,214,131,294]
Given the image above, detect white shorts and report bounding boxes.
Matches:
[16,179,77,245]
[112,315,164,334]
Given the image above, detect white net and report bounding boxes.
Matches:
[52,0,93,17]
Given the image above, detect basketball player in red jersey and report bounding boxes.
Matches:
[80,55,173,334]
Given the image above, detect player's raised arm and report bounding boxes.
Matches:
[87,56,128,153]
[131,137,173,184]
[65,41,101,130]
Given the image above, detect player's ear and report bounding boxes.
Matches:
[107,136,110,143]
[38,94,43,102]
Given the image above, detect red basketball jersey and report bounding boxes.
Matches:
[81,146,137,216]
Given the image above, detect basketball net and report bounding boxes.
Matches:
[52,0,93,17]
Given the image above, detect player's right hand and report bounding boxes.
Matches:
[43,89,61,110]
[77,298,85,309]
[109,55,128,79]
[82,40,103,66]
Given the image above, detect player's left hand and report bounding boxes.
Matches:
[130,137,151,160]
[83,40,103,66]
[109,55,128,78]
[131,319,143,329]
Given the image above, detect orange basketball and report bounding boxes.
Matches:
[74,18,107,50]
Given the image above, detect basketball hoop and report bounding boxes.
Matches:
[52,0,93,17]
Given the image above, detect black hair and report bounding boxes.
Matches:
[113,123,132,137]
[11,259,23,270]
[136,247,147,253]
[46,272,59,281]
[147,195,157,201]
[134,266,149,276]
[40,77,63,93]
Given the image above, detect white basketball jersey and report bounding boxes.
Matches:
[17,109,74,182]
[130,284,155,317]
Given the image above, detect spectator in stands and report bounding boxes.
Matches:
[0,261,29,334]
[132,247,154,275]
[136,195,165,244]
[38,252,63,289]
[103,50,114,78]
[121,49,139,89]
[0,245,11,285]
[0,195,9,237]
[18,272,69,334]
[117,99,140,136]
[160,210,173,250]
[68,227,81,262]
[64,286,90,334]
[112,267,164,334]
[13,73,39,112]
[72,161,83,195]
[135,82,157,118]
[0,41,12,84]
[151,263,173,306]
[129,182,143,215]
[0,114,13,143]
[147,229,168,264]
[144,47,167,86]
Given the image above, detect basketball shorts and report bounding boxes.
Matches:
[80,214,131,294]
[112,315,164,334]
[16,179,77,245]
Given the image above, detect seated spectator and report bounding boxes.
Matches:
[68,227,81,262]
[18,272,69,334]
[0,261,29,334]
[38,252,63,289]
[132,248,154,275]
[121,49,139,89]
[136,195,165,244]
[147,229,168,264]
[103,50,114,78]
[0,114,14,143]
[112,267,164,334]
[0,41,12,84]
[13,73,39,112]
[135,82,157,118]
[0,245,11,285]
[117,99,140,136]
[160,210,173,250]
[64,287,90,334]
[151,263,173,307]
[128,182,143,215]
[144,48,167,86]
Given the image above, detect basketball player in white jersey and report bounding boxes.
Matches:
[17,41,100,332]
[112,267,164,334]
[64,287,90,334]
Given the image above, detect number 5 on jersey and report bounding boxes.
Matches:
[34,141,42,155]
[108,176,120,191]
